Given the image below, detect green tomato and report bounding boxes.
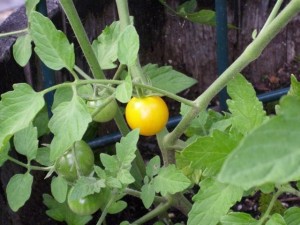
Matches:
[87,99,118,123]
[67,187,103,216]
[55,141,94,182]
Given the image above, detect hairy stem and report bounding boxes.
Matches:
[0,28,28,38]
[8,156,52,171]
[165,0,300,147]
[125,188,167,204]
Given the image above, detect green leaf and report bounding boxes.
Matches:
[107,200,127,214]
[92,21,120,69]
[141,182,155,209]
[144,64,197,94]
[227,74,267,135]
[0,142,10,166]
[6,173,33,212]
[25,0,40,17]
[35,147,51,166]
[14,124,38,161]
[284,207,300,225]
[188,179,243,225]
[146,156,161,177]
[185,10,216,26]
[49,95,92,161]
[182,130,241,176]
[117,25,139,66]
[153,164,191,196]
[52,86,73,110]
[30,12,75,71]
[13,34,32,67]
[51,176,68,203]
[288,75,300,96]
[43,194,92,225]
[0,83,45,151]
[220,212,257,225]
[69,177,105,200]
[177,0,197,14]
[218,95,300,190]
[100,154,119,173]
[266,214,286,225]
[118,169,135,185]
[115,74,132,103]
[33,106,50,137]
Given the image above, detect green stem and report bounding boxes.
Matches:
[0,28,28,38]
[280,184,300,197]
[91,95,115,118]
[165,0,300,147]
[96,192,117,225]
[125,188,167,203]
[59,0,105,79]
[74,65,93,80]
[260,0,283,33]
[257,189,283,225]
[131,200,173,225]
[112,64,126,80]
[8,156,52,172]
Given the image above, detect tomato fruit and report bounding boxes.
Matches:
[67,187,103,216]
[125,96,169,136]
[87,98,118,123]
[55,141,94,182]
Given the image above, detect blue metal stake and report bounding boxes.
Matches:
[215,0,229,111]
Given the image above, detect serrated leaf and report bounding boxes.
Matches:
[188,179,243,225]
[182,130,241,176]
[92,21,120,69]
[30,12,75,71]
[288,75,300,96]
[185,10,216,26]
[100,154,119,173]
[115,74,132,103]
[69,177,105,200]
[52,86,73,110]
[220,212,257,225]
[14,124,38,161]
[177,0,197,14]
[218,95,300,190]
[13,34,32,67]
[49,95,92,161]
[153,164,191,196]
[6,173,33,212]
[266,214,286,225]
[144,64,197,94]
[118,25,139,66]
[141,183,155,208]
[284,207,300,225]
[0,83,45,151]
[35,147,51,166]
[107,200,127,214]
[118,169,135,184]
[227,75,267,135]
[33,106,50,137]
[146,155,161,177]
[51,176,68,203]
[43,194,92,225]
[25,0,40,17]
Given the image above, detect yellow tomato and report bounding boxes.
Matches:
[125,96,169,136]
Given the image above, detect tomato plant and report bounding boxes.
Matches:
[55,141,94,182]
[67,187,103,216]
[125,96,169,136]
[87,98,118,123]
[1,0,300,225]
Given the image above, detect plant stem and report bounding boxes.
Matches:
[260,0,283,33]
[112,64,126,80]
[131,200,173,225]
[8,156,52,171]
[0,28,28,38]
[125,188,167,203]
[96,192,117,225]
[59,0,105,79]
[74,65,92,80]
[257,189,283,225]
[164,0,300,147]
